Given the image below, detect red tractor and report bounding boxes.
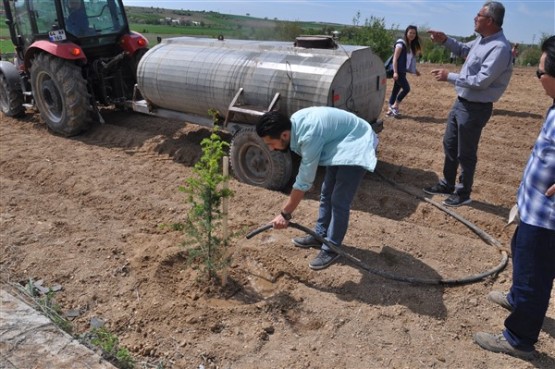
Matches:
[0,0,148,136]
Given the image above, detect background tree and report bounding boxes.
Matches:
[340,15,395,61]
[274,21,304,41]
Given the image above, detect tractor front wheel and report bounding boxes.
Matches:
[30,53,91,136]
[0,72,24,117]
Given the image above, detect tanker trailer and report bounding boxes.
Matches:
[131,36,386,190]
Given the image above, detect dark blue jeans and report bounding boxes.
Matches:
[314,165,366,251]
[388,72,410,105]
[503,221,555,351]
[439,99,492,197]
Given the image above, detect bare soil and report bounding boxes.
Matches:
[1,63,554,369]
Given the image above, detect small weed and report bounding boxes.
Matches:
[20,279,73,334]
[87,327,135,369]
[15,280,135,368]
[159,222,186,231]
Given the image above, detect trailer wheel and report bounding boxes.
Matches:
[0,73,24,117]
[30,53,91,136]
[230,127,292,190]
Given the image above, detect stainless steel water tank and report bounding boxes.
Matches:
[136,36,386,123]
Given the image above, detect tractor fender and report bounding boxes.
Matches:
[0,61,22,91]
[120,32,149,55]
[24,40,87,70]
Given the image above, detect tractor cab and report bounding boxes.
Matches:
[6,0,132,61]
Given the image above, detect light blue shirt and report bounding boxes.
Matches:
[444,30,512,103]
[289,107,378,192]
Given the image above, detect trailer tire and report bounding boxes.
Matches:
[30,53,91,137]
[230,127,292,190]
[0,72,24,117]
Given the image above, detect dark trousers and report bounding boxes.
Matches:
[314,165,366,250]
[504,222,555,351]
[439,98,492,197]
[388,72,411,105]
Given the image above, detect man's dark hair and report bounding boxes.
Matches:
[256,111,291,139]
[484,1,505,28]
[541,35,555,77]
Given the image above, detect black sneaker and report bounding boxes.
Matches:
[423,183,454,196]
[292,235,321,249]
[443,194,472,207]
[309,250,340,270]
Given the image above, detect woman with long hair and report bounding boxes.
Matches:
[387,25,422,117]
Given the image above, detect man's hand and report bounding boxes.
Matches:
[546,184,555,197]
[431,69,448,82]
[428,30,447,44]
[271,213,289,229]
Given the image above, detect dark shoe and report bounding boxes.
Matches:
[443,193,472,207]
[309,250,340,270]
[474,332,534,359]
[488,291,513,311]
[423,183,454,196]
[292,235,321,249]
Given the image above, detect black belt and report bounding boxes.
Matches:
[458,96,491,105]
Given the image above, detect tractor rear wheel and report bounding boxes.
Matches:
[230,127,292,190]
[0,72,24,117]
[30,53,91,136]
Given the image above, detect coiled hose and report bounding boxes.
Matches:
[246,171,509,286]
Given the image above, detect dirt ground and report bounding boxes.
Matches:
[1,63,554,369]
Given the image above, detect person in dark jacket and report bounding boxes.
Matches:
[66,0,89,36]
[386,25,421,118]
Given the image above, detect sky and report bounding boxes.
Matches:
[122,0,554,45]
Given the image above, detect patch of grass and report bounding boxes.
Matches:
[15,280,136,369]
[158,222,186,231]
[1,38,16,55]
[19,279,73,335]
[85,327,135,369]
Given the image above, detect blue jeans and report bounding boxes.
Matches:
[388,72,410,105]
[439,98,492,197]
[314,165,366,252]
[503,221,555,351]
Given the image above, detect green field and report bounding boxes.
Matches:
[1,39,14,55]
[0,24,237,55]
[131,23,233,40]
[0,6,339,55]
[0,19,13,54]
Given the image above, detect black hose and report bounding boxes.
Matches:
[247,221,507,285]
[246,171,509,286]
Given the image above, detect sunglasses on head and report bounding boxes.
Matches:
[536,69,546,79]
